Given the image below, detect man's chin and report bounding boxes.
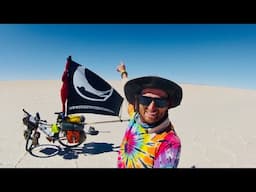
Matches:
[144,117,158,124]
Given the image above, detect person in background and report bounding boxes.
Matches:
[116,62,183,168]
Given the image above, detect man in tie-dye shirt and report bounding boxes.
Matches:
[116,63,182,168]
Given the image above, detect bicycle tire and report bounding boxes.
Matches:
[25,130,33,152]
[58,130,85,148]
[25,130,40,152]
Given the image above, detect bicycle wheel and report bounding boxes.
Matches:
[25,129,33,152]
[25,130,40,152]
[58,130,86,148]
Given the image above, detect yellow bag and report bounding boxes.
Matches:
[51,123,59,133]
[66,115,85,124]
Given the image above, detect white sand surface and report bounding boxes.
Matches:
[1,80,256,168]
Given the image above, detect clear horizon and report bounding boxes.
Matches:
[1,24,256,90]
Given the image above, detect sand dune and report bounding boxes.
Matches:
[1,80,256,168]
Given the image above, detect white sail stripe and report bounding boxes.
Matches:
[69,105,115,114]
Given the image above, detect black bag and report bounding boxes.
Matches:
[22,115,38,130]
[61,122,84,131]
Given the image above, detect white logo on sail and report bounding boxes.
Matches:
[73,66,113,101]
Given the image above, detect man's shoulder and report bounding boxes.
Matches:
[128,104,135,117]
[165,128,181,146]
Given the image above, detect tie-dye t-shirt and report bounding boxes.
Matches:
[117,113,181,168]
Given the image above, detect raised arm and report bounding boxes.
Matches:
[116,61,134,117]
[116,61,128,79]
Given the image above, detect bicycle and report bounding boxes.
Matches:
[22,108,98,152]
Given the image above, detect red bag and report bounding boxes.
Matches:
[66,130,80,143]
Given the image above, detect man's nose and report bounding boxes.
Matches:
[147,100,157,110]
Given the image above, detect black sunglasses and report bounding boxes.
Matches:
[138,95,169,108]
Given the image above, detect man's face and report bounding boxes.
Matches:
[138,88,169,124]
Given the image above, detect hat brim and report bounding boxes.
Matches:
[124,76,182,109]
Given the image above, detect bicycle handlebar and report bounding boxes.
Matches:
[22,108,44,122]
[22,108,30,116]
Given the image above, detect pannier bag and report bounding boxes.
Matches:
[66,130,80,143]
[61,122,84,131]
[65,115,85,124]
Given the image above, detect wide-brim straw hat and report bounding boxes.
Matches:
[124,76,182,109]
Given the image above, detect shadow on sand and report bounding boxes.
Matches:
[29,142,119,159]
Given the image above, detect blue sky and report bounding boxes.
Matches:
[1,24,256,90]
